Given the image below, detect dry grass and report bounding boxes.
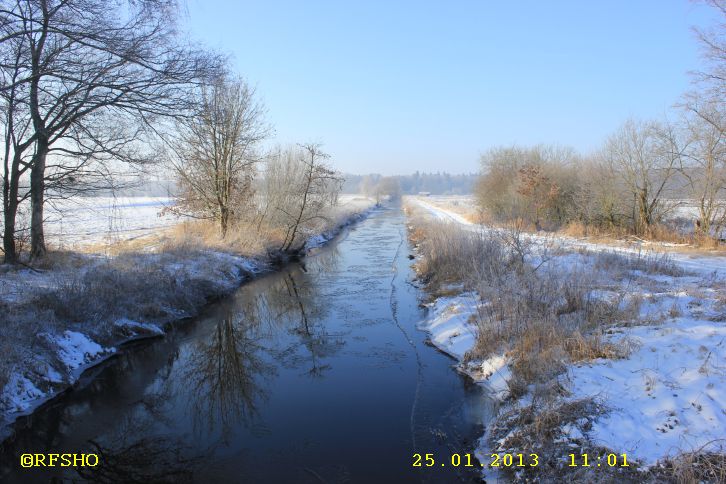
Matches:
[592,249,684,277]
[0,245,250,409]
[33,255,215,327]
[471,268,633,397]
[416,195,725,253]
[160,219,285,257]
[563,220,632,239]
[406,207,636,396]
[412,223,511,294]
[488,398,647,482]
[650,447,726,483]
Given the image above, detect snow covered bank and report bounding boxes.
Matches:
[0,251,262,428]
[408,198,726,480]
[417,294,511,400]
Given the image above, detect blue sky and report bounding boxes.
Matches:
[183,0,719,175]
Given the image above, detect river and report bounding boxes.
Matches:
[0,205,494,483]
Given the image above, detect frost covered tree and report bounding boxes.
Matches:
[680,97,726,240]
[679,0,726,241]
[263,143,343,253]
[602,119,682,236]
[166,75,269,237]
[0,0,219,260]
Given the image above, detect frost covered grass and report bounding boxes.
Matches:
[407,207,632,391]
[405,199,726,482]
[0,247,258,418]
[157,195,375,257]
[0,195,375,431]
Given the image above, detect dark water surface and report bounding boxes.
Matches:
[1,205,493,483]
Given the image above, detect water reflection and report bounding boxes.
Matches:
[74,388,208,483]
[179,254,346,439]
[76,436,202,483]
[182,312,271,440]
[260,269,346,378]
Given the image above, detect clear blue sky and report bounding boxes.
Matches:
[183,0,719,175]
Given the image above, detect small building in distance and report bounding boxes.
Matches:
[418,191,431,197]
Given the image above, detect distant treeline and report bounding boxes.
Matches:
[342,172,476,195]
[93,171,478,198]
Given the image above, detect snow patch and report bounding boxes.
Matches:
[419,294,478,360]
[48,331,114,372]
[0,373,46,414]
[567,319,726,466]
[114,318,164,336]
[419,294,512,400]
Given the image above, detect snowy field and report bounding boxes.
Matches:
[409,196,726,472]
[1,194,374,250]
[416,194,726,239]
[0,196,180,250]
[44,196,179,248]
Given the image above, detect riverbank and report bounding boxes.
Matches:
[405,199,726,483]
[0,197,376,439]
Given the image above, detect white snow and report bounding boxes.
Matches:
[49,330,114,372]
[418,294,512,400]
[1,331,114,419]
[41,196,180,248]
[409,196,726,278]
[566,318,726,466]
[305,233,329,250]
[0,374,45,414]
[419,294,478,359]
[413,197,475,226]
[114,318,165,336]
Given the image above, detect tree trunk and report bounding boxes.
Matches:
[220,205,229,238]
[282,161,313,253]
[30,141,48,259]
[3,197,18,264]
[2,152,22,264]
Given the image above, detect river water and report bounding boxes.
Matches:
[0,205,494,483]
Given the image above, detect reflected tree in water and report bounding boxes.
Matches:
[76,437,202,484]
[182,309,271,439]
[263,265,346,377]
[75,389,208,483]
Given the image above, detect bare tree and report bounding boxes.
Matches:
[679,0,726,242]
[476,144,579,229]
[1,30,33,263]
[691,0,726,98]
[602,119,682,235]
[680,96,726,240]
[166,75,269,237]
[263,143,343,253]
[0,0,220,260]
